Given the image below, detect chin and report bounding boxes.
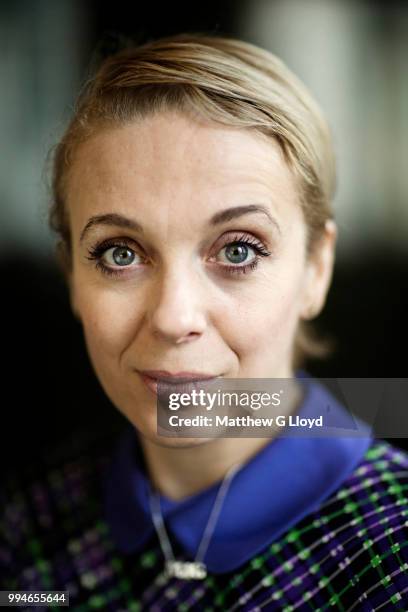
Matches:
[149,432,214,449]
[125,404,216,448]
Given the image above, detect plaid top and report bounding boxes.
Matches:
[1,424,408,610]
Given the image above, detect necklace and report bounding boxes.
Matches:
[147,461,244,580]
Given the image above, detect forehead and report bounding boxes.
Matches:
[67,111,301,227]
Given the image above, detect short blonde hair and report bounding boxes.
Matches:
[50,32,337,369]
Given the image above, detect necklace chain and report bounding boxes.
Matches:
[147,461,244,580]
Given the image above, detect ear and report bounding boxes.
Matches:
[300,220,337,320]
[69,280,81,322]
[55,242,81,321]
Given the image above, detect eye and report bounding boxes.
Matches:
[217,242,256,266]
[211,232,272,276]
[86,238,144,277]
[86,232,272,279]
[103,245,139,267]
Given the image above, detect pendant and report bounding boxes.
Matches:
[165,559,207,580]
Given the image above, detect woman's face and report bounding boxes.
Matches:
[66,111,335,445]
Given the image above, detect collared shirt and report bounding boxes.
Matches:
[103,373,374,573]
[2,375,408,610]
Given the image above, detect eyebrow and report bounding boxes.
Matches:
[79,204,280,244]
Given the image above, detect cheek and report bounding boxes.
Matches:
[75,281,142,365]
[222,263,304,363]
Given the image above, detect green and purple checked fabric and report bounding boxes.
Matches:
[1,426,408,611]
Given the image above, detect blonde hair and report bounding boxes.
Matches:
[50,32,337,369]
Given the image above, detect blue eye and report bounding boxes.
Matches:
[214,233,271,275]
[219,242,255,265]
[86,233,272,279]
[106,246,137,267]
[86,239,143,277]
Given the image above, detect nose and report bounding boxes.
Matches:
[147,266,207,344]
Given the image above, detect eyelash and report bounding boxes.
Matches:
[86,233,272,278]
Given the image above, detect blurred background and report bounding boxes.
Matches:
[1,0,407,467]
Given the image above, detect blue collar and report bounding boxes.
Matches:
[102,374,373,573]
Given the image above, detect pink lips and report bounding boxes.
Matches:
[138,370,220,396]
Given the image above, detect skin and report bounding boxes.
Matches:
[66,110,337,500]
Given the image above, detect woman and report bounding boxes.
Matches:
[1,33,407,611]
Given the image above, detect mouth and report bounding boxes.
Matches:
[138,370,221,396]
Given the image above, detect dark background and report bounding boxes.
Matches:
[1,0,407,471]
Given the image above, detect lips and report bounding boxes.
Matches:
[138,370,220,396]
[141,370,218,382]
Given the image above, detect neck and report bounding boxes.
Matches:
[138,379,302,501]
[139,436,272,501]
